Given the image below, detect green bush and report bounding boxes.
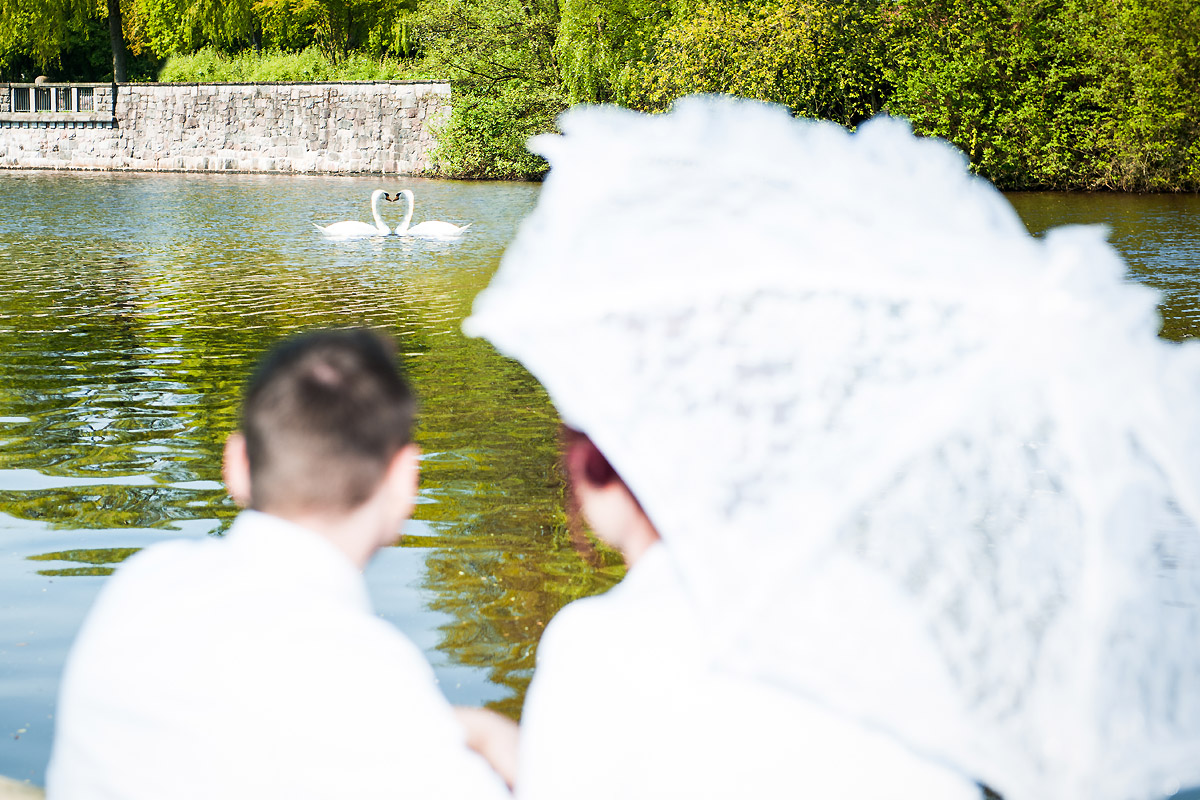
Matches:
[883,0,1200,191]
[412,0,564,177]
[429,85,563,179]
[157,46,426,81]
[627,0,886,126]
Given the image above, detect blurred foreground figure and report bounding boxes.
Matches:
[47,330,511,800]
[466,97,1200,800]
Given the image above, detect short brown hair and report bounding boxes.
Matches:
[241,329,416,515]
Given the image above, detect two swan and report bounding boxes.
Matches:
[314,189,470,239]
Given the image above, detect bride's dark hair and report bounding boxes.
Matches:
[559,426,649,565]
[559,426,618,487]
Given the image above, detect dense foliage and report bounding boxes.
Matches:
[626,0,885,126]
[883,0,1200,189]
[2,0,1197,187]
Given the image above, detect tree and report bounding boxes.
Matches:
[107,0,129,79]
[553,0,670,104]
[1081,0,1200,189]
[134,0,256,57]
[249,0,415,60]
[414,0,564,177]
[883,0,1200,190]
[0,0,135,80]
[627,0,887,126]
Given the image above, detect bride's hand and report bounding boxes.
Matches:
[455,706,519,790]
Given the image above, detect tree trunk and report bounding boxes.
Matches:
[108,0,128,83]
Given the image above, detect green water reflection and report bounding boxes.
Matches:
[28,549,141,577]
[0,171,617,782]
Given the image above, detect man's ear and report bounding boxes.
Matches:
[386,443,421,524]
[223,433,252,508]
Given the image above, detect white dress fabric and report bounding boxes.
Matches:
[467,97,1200,800]
[46,510,510,800]
[519,544,981,800]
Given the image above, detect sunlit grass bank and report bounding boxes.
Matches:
[157,47,434,83]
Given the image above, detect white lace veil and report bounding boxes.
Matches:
[464,96,1200,800]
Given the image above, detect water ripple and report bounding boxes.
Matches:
[0,172,615,784]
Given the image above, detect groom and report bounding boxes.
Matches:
[46,329,511,800]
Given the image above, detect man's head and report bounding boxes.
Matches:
[226,329,416,519]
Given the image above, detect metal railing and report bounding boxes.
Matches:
[1,82,113,128]
[5,83,108,115]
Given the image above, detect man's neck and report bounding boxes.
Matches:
[259,504,395,570]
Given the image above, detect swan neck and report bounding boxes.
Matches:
[396,191,414,235]
[371,192,388,233]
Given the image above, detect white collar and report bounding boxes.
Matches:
[225,510,372,613]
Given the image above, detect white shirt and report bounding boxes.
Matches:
[518,544,982,800]
[46,511,510,800]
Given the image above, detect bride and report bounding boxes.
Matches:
[461,97,1200,800]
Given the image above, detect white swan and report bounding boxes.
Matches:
[314,189,391,238]
[390,189,471,237]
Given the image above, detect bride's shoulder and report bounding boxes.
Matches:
[537,580,695,679]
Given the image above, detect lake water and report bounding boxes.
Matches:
[0,171,624,786]
[0,174,1197,786]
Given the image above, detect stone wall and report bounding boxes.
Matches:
[0,81,449,175]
